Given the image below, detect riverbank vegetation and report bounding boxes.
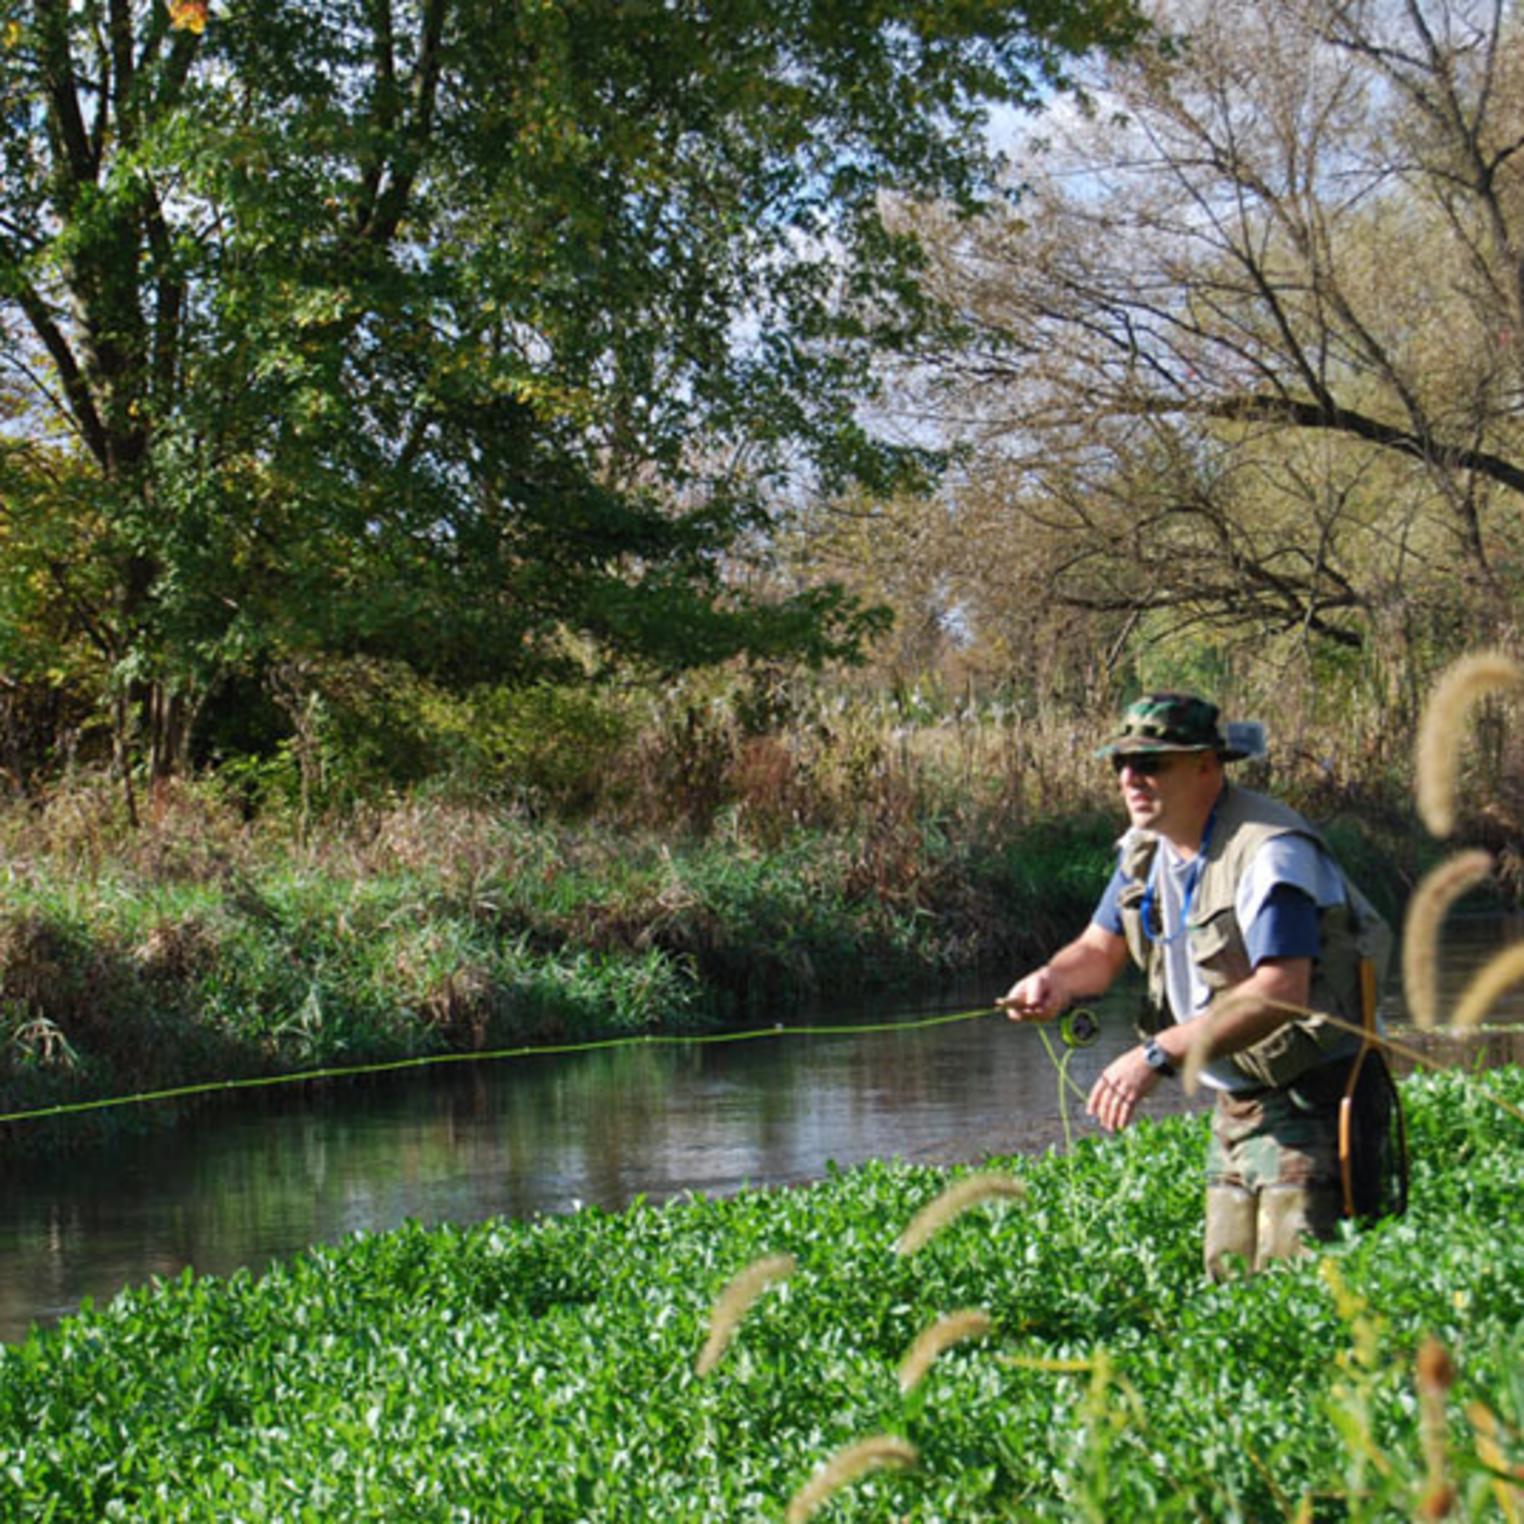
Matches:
[0,761,1128,1146]
[0,1065,1519,1519]
[0,674,1449,1151]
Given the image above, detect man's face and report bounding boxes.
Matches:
[1111,749,1215,837]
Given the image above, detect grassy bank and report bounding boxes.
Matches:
[0,1066,1519,1518]
[0,786,1131,1150]
[0,669,1460,1154]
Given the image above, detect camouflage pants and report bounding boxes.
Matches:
[1203,1083,1343,1279]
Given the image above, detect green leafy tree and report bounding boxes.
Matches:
[0,0,1143,807]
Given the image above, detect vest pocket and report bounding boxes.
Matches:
[1228,1011,1359,1090]
[1188,907,1252,991]
[1118,882,1152,970]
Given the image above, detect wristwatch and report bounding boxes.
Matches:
[1143,1037,1177,1078]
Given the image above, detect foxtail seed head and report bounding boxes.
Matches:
[1417,1338,1457,1520]
[894,1172,1025,1255]
[1416,651,1524,837]
[1403,852,1493,1029]
[694,1252,796,1376]
[784,1435,918,1523]
[1451,942,1524,1031]
[897,1309,992,1393]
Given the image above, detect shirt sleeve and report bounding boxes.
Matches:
[1092,863,1127,935]
[1236,833,1346,924]
[1242,883,1321,966]
[1235,833,1344,967]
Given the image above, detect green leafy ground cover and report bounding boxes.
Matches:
[1,1067,1519,1520]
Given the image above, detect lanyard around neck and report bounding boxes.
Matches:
[1140,802,1218,946]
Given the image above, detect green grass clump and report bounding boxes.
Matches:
[0,1067,1519,1519]
[0,797,1124,1145]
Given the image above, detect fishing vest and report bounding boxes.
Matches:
[1115,783,1392,1090]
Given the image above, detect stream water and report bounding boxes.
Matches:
[2,921,1521,1344]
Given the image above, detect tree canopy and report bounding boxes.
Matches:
[858,0,1524,720]
[0,0,1144,794]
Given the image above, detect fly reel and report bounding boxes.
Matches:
[1058,1007,1100,1050]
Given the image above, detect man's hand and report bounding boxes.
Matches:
[998,965,1069,1023]
[1082,953,1313,1134]
[1086,1046,1160,1132]
[997,925,1129,1025]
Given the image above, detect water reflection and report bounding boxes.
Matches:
[1,915,1521,1344]
[0,999,1190,1343]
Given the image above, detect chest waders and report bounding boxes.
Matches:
[1201,956,1406,1278]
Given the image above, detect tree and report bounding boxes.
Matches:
[0,0,1144,807]
[894,0,1524,713]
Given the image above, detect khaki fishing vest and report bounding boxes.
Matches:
[1116,783,1391,1090]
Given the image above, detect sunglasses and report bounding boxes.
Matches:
[1110,752,1172,777]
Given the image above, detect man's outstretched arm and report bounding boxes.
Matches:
[999,924,1130,1023]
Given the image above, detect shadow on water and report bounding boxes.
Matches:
[0,917,1520,1343]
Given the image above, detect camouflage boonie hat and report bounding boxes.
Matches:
[1096,692,1248,760]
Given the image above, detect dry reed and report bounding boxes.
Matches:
[1178,992,1312,1093]
[1450,943,1524,1030]
[894,1171,1026,1255]
[1416,1339,1457,1520]
[1185,1001,1524,1125]
[1402,851,1494,1029]
[896,1309,992,1393]
[784,1435,919,1524]
[694,1252,796,1376]
[1415,651,1524,837]
[1171,967,1524,1119]
[1465,1401,1522,1521]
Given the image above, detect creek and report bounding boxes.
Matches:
[2,919,1521,1344]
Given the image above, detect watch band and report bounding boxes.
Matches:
[1143,1037,1177,1078]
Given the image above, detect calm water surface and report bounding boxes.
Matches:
[2,921,1521,1343]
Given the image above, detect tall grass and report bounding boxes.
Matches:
[0,663,1494,1151]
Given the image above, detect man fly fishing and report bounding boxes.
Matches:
[1000,693,1404,1277]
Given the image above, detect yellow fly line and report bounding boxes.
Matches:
[5,1005,1512,1131]
[0,1004,1006,1128]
